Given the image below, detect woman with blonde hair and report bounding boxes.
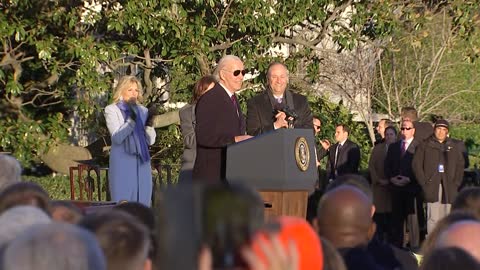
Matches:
[104,75,156,206]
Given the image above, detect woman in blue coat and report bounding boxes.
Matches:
[104,75,156,206]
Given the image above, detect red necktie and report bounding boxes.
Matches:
[401,141,407,155]
[231,95,239,116]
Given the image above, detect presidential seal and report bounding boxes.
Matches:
[294,137,310,171]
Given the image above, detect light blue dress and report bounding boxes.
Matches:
[104,103,156,206]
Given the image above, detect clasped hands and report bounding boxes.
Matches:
[274,112,294,129]
[390,175,411,186]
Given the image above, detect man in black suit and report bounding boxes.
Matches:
[385,119,424,248]
[318,124,360,182]
[246,62,313,136]
[193,55,252,183]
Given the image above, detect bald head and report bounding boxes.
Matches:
[317,186,374,248]
[437,221,480,261]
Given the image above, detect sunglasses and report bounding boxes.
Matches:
[314,125,321,130]
[224,69,247,77]
[400,127,414,131]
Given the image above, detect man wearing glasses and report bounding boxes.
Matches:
[385,119,423,249]
[193,55,252,183]
[246,62,313,136]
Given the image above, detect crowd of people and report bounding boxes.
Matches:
[0,54,479,270]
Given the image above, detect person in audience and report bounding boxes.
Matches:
[49,200,83,224]
[316,185,382,270]
[320,175,419,270]
[385,119,424,248]
[179,75,217,183]
[79,210,152,270]
[0,205,51,248]
[420,247,480,270]
[375,118,393,144]
[0,154,22,191]
[114,201,156,260]
[104,75,157,206]
[436,220,480,262]
[317,124,361,182]
[400,107,433,142]
[452,187,480,219]
[413,119,465,234]
[369,125,396,243]
[3,223,106,270]
[0,182,50,214]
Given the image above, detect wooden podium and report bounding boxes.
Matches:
[226,129,317,220]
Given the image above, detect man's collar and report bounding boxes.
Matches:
[219,82,234,97]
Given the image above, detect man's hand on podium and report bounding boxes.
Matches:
[235,135,253,143]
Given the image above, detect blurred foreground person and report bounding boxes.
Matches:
[3,222,106,270]
[0,154,22,191]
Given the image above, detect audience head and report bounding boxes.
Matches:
[384,126,397,144]
[113,75,143,104]
[436,220,480,261]
[376,119,393,139]
[0,182,50,214]
[114,201,156,259]
[452,187,480,219]
[266,62,289,96]
[334,124,350,143]
[214,55,244,93]
[49,200,83,224]
[400,119,415,140]
[401,106,419,122]
[0,154,22,192]
[317,185,375,248]
[420,210,478,256]
[326,174,373,204]
[420,247,480,270]
[192,75,216,103]
[0,205,51,247]
[434,119,449,143]
[3,222,106,270]
[79,210,151,270]
[313,117,321,136]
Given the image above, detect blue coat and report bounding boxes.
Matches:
[104,103,156,206]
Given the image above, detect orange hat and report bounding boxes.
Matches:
[251,216,324,270]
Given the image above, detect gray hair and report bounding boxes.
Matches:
[3,223,106,270]
[0,154,22,191]
[213,55,242,81]
[0,205,51,247]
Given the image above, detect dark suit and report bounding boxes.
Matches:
[246,89,313,136]
[385,138,424,248]
[193,84,245,183]
[318,139,360,181]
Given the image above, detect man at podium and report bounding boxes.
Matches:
[246,62,313,136]
[193,55,252,183]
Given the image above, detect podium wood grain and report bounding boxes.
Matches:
[259,191,308,220]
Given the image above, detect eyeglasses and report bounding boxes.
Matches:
[223,69,247,77]
[401,127,414,131]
